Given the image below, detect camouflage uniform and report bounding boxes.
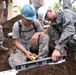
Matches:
[9,19,49,69]
[48,9,76,52]
[59,0,76,10]
[0,0,6,24]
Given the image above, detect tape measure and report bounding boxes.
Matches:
[31,53,38,60]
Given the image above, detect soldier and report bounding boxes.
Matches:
[0,0,6,23]
[8,4,49,69]
[59,0,76,10]
[0,0,9,51]
[38,6,76,61]
[29,0,44,18]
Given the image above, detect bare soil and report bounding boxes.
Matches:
[0,15,76,75]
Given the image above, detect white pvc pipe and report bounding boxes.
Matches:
[0,69,18,75]
[7,32,13,37]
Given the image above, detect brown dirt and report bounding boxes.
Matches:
[0,15,76,75]
[17,55,76,75]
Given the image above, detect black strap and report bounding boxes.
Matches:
[18,21,22,38]
[18,21,37,38]
[32,22,37,32]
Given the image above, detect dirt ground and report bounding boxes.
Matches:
[0,15,76,75]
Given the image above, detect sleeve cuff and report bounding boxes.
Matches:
[55,44,65,52]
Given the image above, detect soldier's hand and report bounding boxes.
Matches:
[30,33,39,45]
[52,49,61,62]
[26,51,33,60]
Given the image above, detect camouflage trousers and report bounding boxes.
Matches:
[9,34,49,69]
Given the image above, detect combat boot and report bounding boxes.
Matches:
[0,45,9,52]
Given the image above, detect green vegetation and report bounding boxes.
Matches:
[72,5,76,13]
[49,2,76,14]
[52,2,60,11]
[49,2,60,11]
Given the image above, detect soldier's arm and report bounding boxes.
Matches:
[72,0,76,4]
[55,12,75,52]
[59,0,62,5]
[29,0,32,4]
[42,0,45,5]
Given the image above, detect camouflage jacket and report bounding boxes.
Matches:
[59,0,76,10]
[50,9,76,52]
